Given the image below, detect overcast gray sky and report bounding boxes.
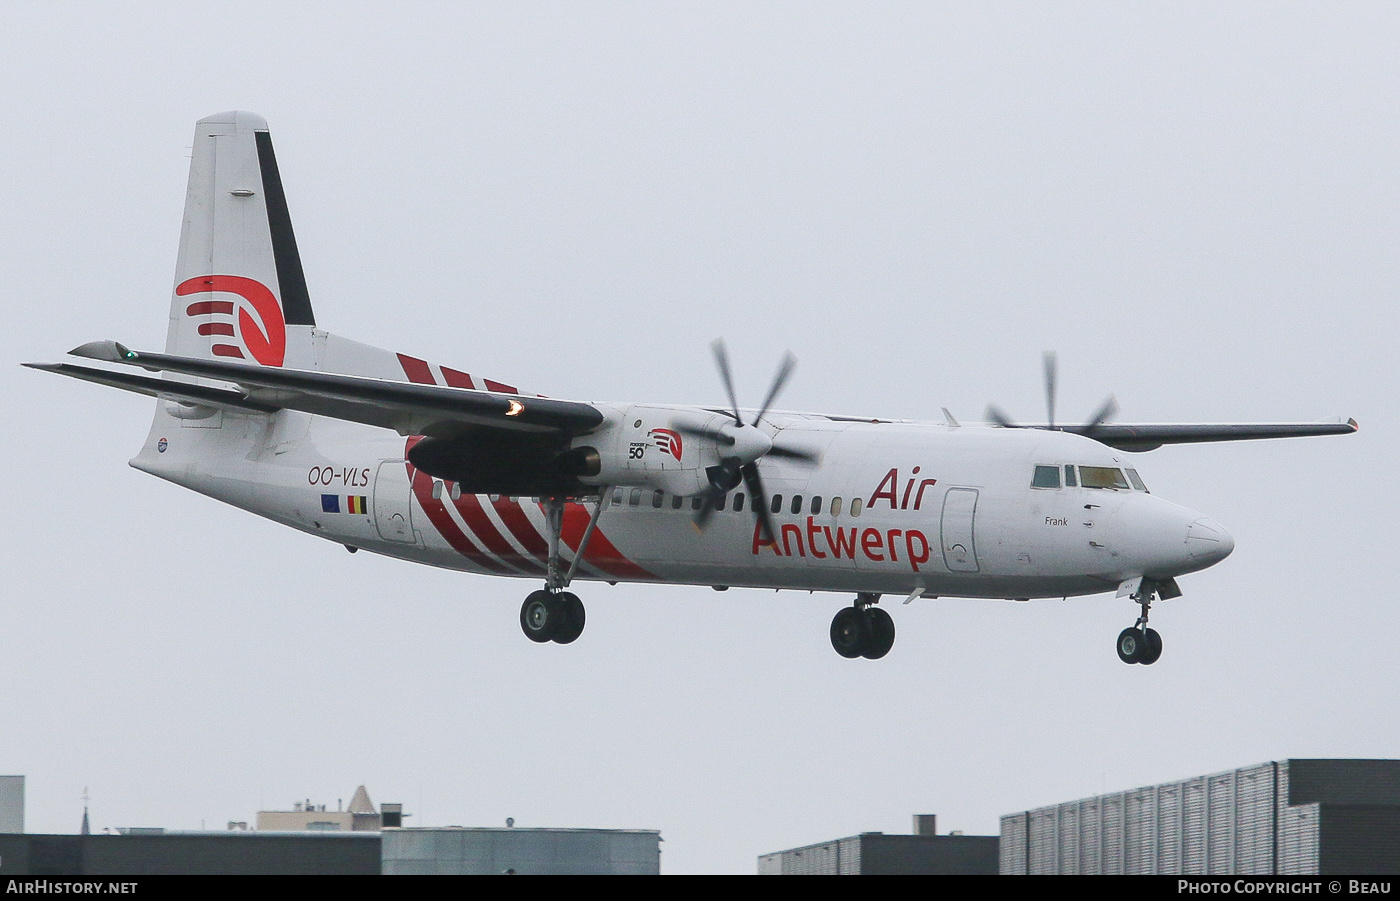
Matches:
[1,1,1393,873]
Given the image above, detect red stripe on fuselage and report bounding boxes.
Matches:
[492,498,551,562]
[559,502,655,580]
[483,379,518,394]
[441,367,476,389]
[451,494,546,576]
[397,354,436,385]
[402,438,512,575]
[406,472,514,576]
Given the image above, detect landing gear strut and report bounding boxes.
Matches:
[830,593,896,660]
[1116,577,1170,665]
[518,493,606,646]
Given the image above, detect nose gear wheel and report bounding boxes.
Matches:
[830,594,896,659]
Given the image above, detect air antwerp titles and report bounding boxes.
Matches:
[752,467,938,572]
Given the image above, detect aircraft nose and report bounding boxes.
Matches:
[1186,516,1234,565]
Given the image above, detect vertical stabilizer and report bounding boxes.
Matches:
[167,111,316,368]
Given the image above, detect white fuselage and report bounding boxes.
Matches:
[130,401,1233,603]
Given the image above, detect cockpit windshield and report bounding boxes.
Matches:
[1079,466,1131,490]
[1031,465,1148,491]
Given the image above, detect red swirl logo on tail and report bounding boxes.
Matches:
[177,275,286,367]
[648,428,683,460]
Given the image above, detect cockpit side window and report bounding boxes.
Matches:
[1064,465,1078,487]
[1080,466,1130,490]
[1031,465,1061,489]
[1126,469,1148,492]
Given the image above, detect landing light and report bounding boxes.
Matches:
[505,399,524,417]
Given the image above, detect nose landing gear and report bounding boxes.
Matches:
[830,593,896,660]
[1115,577,1177,665]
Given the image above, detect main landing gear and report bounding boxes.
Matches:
[830,593,896,660]
[1116,577,1175,665]
[519,494,607,646]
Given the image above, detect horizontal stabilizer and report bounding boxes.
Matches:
[58,343,605,439]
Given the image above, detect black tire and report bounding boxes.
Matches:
[830,607,869,659]
[552,592,586,645]
[520,590,559,643]
[1139,628,1163,665]
[1117,627,1143,664]
[862,607,896,660]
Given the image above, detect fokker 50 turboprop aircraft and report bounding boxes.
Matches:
[28,112,1357,664]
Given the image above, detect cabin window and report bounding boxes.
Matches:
[811,496,823,515]
[850,497,862,517]
[1064,465,1078,487]
[629,488,643,506]
[715,493,728,512]
[1126,469,1149,492]
[790,495,803,515]
[671,494,684,510]
[692,496,704,511]
[652,490,664,508]
[830,497,843,517]
[1080,466,1130,490]
[771,494,783,514]
[733,492,745,512]
[613,487,623,505]
[1032,465,1061,489]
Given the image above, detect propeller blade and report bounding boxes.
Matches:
[672,422,736,446]
[710,339,743,425]
[741,463,778,546]
[1043,351,1058,430]
[1082,395,1120,433]
[693,488,721,530]
[985,404,1018,429]
[765,444,820,465]
[754,351,797,426]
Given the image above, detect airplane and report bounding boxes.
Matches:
[26,111,1358,665]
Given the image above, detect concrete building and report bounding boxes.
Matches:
[1000,758,1400,875]
[381,827,662,875]
[0,832,381,875]
[255,785,402,832]
[0,777,22,834]
[758,815,999,875]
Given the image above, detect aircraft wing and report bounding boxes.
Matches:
[1062,420,1359,452]
[38,341,605,438]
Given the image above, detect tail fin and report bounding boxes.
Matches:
[166,111,316,368]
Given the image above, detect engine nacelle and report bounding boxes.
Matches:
[571,404,729,497]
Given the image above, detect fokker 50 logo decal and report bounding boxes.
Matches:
[648,428,683,460]
[177,275,286,367]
